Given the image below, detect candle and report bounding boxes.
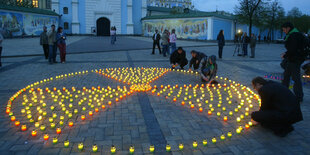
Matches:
[223,116,228,121]
[44,134,49,140]
[93,144,98,152]
[111,145,116,153]
[89,111,93,116]
[68,121,73,127]
[78,143,84,151]
[31,130,37,137]
[179,143,184,150]
[208,110,212,115]
[149,145,155,153]
[21,125,27,131]
[40,125,46,131]
[166,144,171,152]
[50,123,56,129]
[53,137,58,144]
[203,139,208,146]
[11,116,16,121]
[190,104,194,109]
[81,115,86,121]
[212,137,217,144]
[15,121,20,126]
[64,140,69,147]
[102,105,106,109]
[56,128,61,134]
[129,145,134,154]
[193,140,198,148]
[220,134,225,140]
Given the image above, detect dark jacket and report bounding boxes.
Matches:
[284,29,306,63]
[217,34,225,46]
[250,36,256,48]
[152,33,161,42]
[170,50,186,63]
[258,81,303,124]
[242,35,250,44]
[40,31,48,45]
[56,32,66,45]
[189,52,207,68]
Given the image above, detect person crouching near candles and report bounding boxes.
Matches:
[170,47,188,69]
[56,27,67,63]
[200,55,217,84]
[189,50,207,72]
[251,77,303,137]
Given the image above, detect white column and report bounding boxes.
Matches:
[207,17,213,40]
[142,0,147,18]
[127,0,134,34]
[71,0,80,34]
[51,0,59,14]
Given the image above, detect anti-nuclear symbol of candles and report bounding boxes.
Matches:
[6,67,260,153]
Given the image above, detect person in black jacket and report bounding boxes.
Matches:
[217,30,225,59]
[281,22,305,102]
[189,50,207,71]
[251,77,303,137]
[152,29,162,55]
[170,47,188,69]
[242,32,250,56]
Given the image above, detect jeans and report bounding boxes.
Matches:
[42,44,49,59]
[282,61,303,101]
[111,35,116,44]
[162,44,169,57]
[49,43,57,63]
[218,45,223,58]
[170,43,176,55]
[243,44,248,56]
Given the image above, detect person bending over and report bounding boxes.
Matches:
[251,77,303,137]
[189,50,207,71]
[201,55,217,84]
[170,47,188,69]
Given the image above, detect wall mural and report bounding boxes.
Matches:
[0,11,58,37]
[143,18,208,40]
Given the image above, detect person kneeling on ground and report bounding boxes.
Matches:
[170,47,188,69]
[189,50,207,71]
[251,77,303,137]
[201,55,217,84]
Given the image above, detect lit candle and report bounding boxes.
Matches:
[53,137,58,144]
[11,116,16,121]
[21,125,27,131]
[220,134,225,140]
[223,116,228,121]
[44,134,49,140]
[199,107,203,112]
[227,131,232,138]
[93,144,98,152]
[193,140,198,148]
[212,137,217,144]
[166,144,171,152]
[203,139,207,146]
[31,130,37,137]
[81,115,86,121]
[149,145,155,153]
[68,121,73,127]
[179,143,184,150]
[64,140,69,147]
[89,111,93,116]
[15,121,20,126]
[78,143,84,151]
[129,145,134,154]
[50,123,56,129]
[56,128,61,134]
[111,145,116,153]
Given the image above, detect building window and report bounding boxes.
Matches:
[46,0,51,9]
[63,7,68,14]
[32,0,38,8]
[64,22,69,30]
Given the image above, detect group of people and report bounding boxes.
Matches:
[169,47,218,84]
[251,22,307,137]
[234,32,257,58]
[152,29,177,57]
[40,25,67,64]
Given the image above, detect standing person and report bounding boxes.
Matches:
[264,36,266,42]
[258,35,261,43]
[189,50,207,71]
[40,26,49,59]
[152,29,161,55]
[250,33,257,58]
[169,29,177,55]
[216,30,225,59]
[242,32,250,57]
[170,47,188,69]
[56,27,67,63]
[47,25,57,64]
[0,33,3,67]
[200,55,217,84]
[110,27,116,45]
[251,77,303,137]
[281,22,306,102]
[161,30,169,57]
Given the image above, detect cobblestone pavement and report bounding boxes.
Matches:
[0,37,309,155]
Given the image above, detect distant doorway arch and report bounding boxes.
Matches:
[96,17,110,36]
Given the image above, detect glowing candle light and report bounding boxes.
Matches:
[81,115,86,121]
[11,116,16,121]
[93,144,98,152]
[245,124,250,129]
[64,140,69,147]
[220,134,225,140]
[68,121,73,127]
[111,145,116,153]
[217,112,221,116]
[248,121,253,126]
[78,143,84,151]
[199,107,203,112]
[223,116,228,121]
[227,132,232,138]
[15,121,20,126]
[203,139,208,146]
[236,128,241,134]
[31,130,37,137]
[190,104,194,109]
[149,145,155,153]
[53,137,58,144]
[40,125,46,131]
[44,134,49,140]
[56,128,61,134]
[50,123,56,129]
[129,145,135,154]
[35,122,40,128]
[212,137,217,144]
[21,125,27,131]
[208,110,212,115]
[89,111,93,116]
[179,143,184,150]
[193,140,198,148]
[166,144,171,152]
[102,105,106,109]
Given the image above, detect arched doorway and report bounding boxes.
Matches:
[96,17,110,36]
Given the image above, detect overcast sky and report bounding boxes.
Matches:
[192,0,310,15]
